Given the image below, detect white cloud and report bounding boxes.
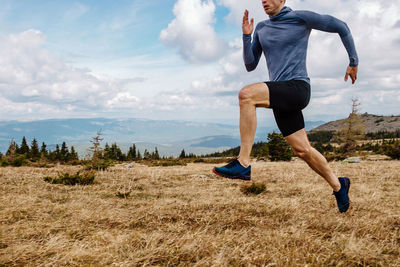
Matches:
[106,92,141,109]
[313,94,342,105]
[217,0,266,25]
[160,0,228,63]
[0,29,144,120]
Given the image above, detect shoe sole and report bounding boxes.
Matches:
[212,168,251,181]
[346,178,351,209]
[339,177,351,213]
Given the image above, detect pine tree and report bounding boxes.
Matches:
[136,150,142,160]
[60,142,69,162]
[89,130,104,160]
[30,138,40,160]
[153,147,160,160]
[40,142,48,158]
[19,136,30,155]
[55,144,61,161]
[143,149,151,160]
[179,149,186,159]
[104,143,110,159]
[267,132,293,161]
[69,146,79,160]
[108,143,125,161]
[127,144,136,161]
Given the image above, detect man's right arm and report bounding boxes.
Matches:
[243,26,263,72]
[242,10,262,72]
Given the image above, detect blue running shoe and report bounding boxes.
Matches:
[333,177,351,213]
[213,159,251,181]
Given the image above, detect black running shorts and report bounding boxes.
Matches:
[265,80,311,137]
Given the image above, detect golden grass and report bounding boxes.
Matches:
[0,160,399,266]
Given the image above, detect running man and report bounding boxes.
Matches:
[213,0,358,213]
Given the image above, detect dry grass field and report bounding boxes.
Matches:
[0,160,399,266]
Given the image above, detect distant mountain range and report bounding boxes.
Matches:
[311,113,400,133]
[0,118,324,157]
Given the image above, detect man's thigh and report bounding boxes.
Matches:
[241,82,270,108]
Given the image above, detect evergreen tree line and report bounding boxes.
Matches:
[99,143,162,161]
[178,149,197,159]
[0,136,195,166]
[0,136,79,166]
[100,145,197,161]
[365,130,400,140]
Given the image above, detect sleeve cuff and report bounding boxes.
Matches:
[349,57,358,66]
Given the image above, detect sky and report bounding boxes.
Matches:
[0,0,399,125]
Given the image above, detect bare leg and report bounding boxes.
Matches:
[285,129,341,191]
[237,83,270,167]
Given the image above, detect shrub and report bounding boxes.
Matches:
[240,182,266,195]
[0,159,9,167]
[385,142,400,160]
[11,155,29,167]
[44,171,95,185]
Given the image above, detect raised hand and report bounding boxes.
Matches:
[344,65,358,84]
[242,9,254,35]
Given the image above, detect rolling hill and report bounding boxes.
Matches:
[311,113,400,133]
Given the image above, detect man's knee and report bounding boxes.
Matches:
[238,85,253,104]
[293,146,312,159]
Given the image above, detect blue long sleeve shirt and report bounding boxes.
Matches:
[243,6,359,83]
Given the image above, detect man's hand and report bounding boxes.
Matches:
[344,65,358,84]
[242,9,254,35]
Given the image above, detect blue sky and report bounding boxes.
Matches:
[2,1,174,60]
[0,0,399,125]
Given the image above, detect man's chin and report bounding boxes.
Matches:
[264,10,273,16]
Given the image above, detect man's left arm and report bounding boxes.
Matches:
[296,11,359,84]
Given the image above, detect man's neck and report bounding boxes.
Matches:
[269,5,285,17]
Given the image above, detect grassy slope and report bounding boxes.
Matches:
[0,161,399,266]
